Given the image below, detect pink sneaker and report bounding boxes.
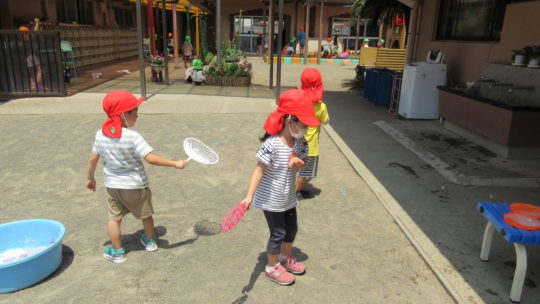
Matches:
[265,264,295,285]
[279,255,306,274]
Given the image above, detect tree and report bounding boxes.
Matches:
[351,0,406,20]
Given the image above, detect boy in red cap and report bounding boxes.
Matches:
[296,68,330,199]
[241,89,320,286]
[86,90,187,263]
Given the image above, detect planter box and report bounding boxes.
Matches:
[205,75,251,87]
[284,57,293,64]
[309,58,317,64]
[334,59,343,65]
[292,57,301,63]
[351,59,359,65]
[320,58,326,64]
[342,59,351,64]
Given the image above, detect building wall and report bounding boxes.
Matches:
[220,0,352,41]
[414,0,540,84]
[8,0,57,27]
[3,0,137,28]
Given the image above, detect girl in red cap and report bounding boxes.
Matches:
[296,68,329,199]
[86,90,188,263]
[241,89,320,285]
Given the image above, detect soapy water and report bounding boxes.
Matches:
[0,247,46,264]
[0,238,54,264]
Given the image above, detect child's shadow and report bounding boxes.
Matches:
[102,226,199,252]
[302,183,322,199]
[230,247,309,304]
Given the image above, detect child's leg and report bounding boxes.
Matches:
[278,208,305,274]
[108,219,123,249]
[142,216,155,239]
[263,210,287,266]
[295,176,308,192]
[280,207,298,256]
[263,210,295,285]
[267,253,279,267]
[296,156,318,194]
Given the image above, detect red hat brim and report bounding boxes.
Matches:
[297,113,320,127]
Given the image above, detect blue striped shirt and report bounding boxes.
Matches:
[253,135,308,212]
[92,128,153,189]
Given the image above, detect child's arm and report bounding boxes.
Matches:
[241,162,266,210]
[144,153,187,169]
[86,153,100,192]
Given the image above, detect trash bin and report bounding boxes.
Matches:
[374,69,399,106]
[363,68,378,102]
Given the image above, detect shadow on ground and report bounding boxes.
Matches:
[230,248,309,304]
[324,89,540,303]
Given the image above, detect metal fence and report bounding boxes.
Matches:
[0,30,66,99]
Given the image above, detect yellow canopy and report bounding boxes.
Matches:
[128,0,207,15]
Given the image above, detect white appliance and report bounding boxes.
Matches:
[398,50,447,119]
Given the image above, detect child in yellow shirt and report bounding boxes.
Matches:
[296,68,329,198]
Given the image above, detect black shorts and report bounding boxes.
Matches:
[183,56,192,61]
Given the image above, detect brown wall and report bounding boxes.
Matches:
[414,0,540,84]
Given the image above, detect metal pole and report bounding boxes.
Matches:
[275,0,283,101]
[161,1,169,85]
[263,7,267,57]
[136,0,146,99]
[216,0,221,65]
[354,14,360,57]
[148,0,155,55]
[304,2,310,64]
[317,1,323,64]
[268,0,274,88]
[195,13,200,57]
[173,4,179,68]
[294,1,298,37]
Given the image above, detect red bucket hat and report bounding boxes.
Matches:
[301,68,324,103]
[263,89,320,135]
[102,90,144,138]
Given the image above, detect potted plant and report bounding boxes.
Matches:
[205,60,252,87]
[511,49,526,66]
[527,45,540,68]
[147,55,164,72]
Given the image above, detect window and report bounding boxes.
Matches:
[436,0,507,41]
[55,0,94,25]
[115,8,134,27]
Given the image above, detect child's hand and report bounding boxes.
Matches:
[86,178,96,192]
[241,198,253,210]
[291,157,305,170]
[175,160,187,169]
[288,152,305,170]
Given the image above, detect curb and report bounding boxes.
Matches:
[323,123,483,304]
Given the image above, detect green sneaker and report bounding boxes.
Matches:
[103,246,127,264]
[140,233,158,252]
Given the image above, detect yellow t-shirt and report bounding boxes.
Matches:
[305,102,329,156]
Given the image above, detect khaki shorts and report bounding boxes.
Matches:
[106,187,154,221]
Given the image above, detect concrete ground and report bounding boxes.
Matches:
[1,57,540,303]
[0,94,453,303]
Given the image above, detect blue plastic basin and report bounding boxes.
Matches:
[0,219,65,293]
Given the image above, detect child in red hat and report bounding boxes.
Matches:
[241,89,320,286]
[296,68,330,199]
[86,90,187,263]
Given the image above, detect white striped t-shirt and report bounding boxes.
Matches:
[92,128,153,189]
[253,135,308,212]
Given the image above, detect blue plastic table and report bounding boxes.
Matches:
[477,202,540,303]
